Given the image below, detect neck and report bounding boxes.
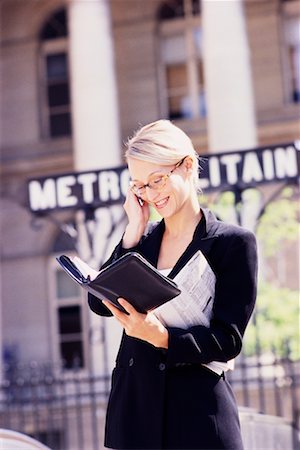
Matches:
[164,194,202,238]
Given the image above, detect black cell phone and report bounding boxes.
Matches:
[137,196,144,206]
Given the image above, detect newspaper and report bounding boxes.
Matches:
[153,251,234,375]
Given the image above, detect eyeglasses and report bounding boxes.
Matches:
[130,157,187,197]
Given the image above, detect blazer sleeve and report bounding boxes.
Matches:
[166,230,258,366]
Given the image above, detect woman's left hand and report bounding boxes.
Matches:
[102,298,169,349]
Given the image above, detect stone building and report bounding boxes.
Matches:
[0,0,299,448]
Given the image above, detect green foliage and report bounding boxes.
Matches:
[256,187,299,257]
[243,282,300,360]
[199,191,236,222]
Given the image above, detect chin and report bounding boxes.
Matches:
[156,207,175,219]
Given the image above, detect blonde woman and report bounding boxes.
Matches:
[88,120,258,450]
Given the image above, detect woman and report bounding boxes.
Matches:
[88,120,258,450]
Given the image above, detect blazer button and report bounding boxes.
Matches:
[159,363,166,371]
[129,357,134,367]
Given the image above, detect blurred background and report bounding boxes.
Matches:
[0,0,299,449]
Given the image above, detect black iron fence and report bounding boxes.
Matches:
[0,364,110,450]
[0,350,299,450]
[228,352,300,429]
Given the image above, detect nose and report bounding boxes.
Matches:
[145,186,160,202]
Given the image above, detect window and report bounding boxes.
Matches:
[51,265,87,370]
[281,0,300,105]
[284,17,300,103]
[39,8,72,138]
[157,0,206,120]
[49,230,89,371]
[158,0,200,20]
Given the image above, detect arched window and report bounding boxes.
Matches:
[158,0,200,20]
[157,0,206,120]
[40,8,68,40]
[39,8,72,138]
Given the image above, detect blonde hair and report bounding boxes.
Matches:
[125,119,201,189]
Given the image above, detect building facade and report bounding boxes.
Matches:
[0,1,299,447]
[1,0,299,378]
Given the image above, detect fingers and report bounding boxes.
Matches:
[124,187,138,206]
[103,298,165,346]
[102,300,128,326]
[102,300,120,315]
[123,188,150,243]
[103,298,145,331]
[125,188,147,212]
[102,298,139,322]
[118,298,137,315]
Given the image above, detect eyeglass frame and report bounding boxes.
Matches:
[129,156,187,197]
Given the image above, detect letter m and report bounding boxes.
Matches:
[28,179,56,212]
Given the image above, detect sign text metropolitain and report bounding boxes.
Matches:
[27,143,300,213]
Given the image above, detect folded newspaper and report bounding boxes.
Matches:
[153,251,234,375]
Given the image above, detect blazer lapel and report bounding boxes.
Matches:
[168,235,219,279]
[167,208,220,279]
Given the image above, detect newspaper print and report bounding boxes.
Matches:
[153,250,233,375]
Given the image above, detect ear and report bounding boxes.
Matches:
[183,156,194,172]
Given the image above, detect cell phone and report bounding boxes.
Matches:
[137,196,144,206]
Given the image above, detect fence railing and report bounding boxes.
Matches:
[0,364,110,450]
[228,352,300,430]
[0,351,299,450]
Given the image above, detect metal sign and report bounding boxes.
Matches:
[27,142,300,214]
[198,142,299,191]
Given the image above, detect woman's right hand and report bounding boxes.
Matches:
[122,188,150,248]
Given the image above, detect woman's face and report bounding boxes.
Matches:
[128,156,193,218]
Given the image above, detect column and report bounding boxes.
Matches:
[68,0,121,170]
[202,0,257,153]
[68,0,123,376]
[0,281,2,384]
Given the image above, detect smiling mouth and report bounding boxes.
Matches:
[154,197,169,209]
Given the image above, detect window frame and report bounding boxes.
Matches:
[157,11,205,122]
[48,254,90,374]
[38,37,72,139]
[280,2,300,106]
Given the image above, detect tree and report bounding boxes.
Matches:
[243,282,299,359]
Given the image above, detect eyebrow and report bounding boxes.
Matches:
[131,170,166,182]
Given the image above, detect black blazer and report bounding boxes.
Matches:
[88,208,258,449]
